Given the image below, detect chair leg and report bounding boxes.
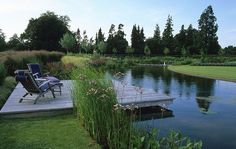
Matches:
[59,86,62,95]
[50,89,56,98]
[19,93,29,103]
[34,94,42,104]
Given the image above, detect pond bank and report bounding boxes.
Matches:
[168,65,236,83]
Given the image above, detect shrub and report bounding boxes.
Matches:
[44,62,75,79]
[0,50,64,76]
[0,76,16,109]
[0,64,6,85]
[4,57,20,76]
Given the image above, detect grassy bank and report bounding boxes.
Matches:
[168,65,236,82]
[0,116,100,149]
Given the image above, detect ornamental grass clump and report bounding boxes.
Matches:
[72,67,135,148]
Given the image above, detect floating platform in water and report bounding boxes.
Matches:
[112,80,174,108]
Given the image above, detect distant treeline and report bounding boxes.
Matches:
[0,5,235,56]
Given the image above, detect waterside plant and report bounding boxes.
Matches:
[72,67,202,149]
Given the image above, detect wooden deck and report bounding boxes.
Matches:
[113,80,174,108]
[0,80,73,118]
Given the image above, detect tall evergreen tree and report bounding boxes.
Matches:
[174,25,186,55]
[131,25,145,54]
[113,24,128,54]
[162,15,175,54]
[146,24,162,55]
[131,25,139,54]
[198,5,220,55]
[185,24,199,55]
[106,24,116,54]
[154,24,161,42]
[97,28,105,43]
[139,27,145,53]
[76,28,82,52]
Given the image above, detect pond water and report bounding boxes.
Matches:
[109,66,236,149]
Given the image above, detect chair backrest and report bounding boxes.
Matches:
[15,70,41,93]
[27,63,42,78]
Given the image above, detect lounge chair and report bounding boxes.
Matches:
[27,63,63,95]
[15,70,56,104]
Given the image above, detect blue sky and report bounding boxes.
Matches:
[0,0,235,47]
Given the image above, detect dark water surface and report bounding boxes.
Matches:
[109,66,236,149]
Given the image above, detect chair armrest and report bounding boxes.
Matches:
[38,80,51,88]
[43,72,50,76]
[35,78,47,81]
[33,72,39,78]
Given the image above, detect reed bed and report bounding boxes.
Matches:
[72,67,202,149]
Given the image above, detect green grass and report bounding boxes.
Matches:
[61,55,90,66]
[0,76,17,108]
[0,115,100,149]
[168,65,236,82]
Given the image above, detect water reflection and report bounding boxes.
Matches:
[134,106,174,121]
[107,66,236,148]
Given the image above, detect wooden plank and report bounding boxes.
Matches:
[0,80,74,118]
[112,80,174,108]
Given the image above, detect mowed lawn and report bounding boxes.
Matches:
[0,115,100,149]
[168,65,236,82]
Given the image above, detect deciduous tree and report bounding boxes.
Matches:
[59,32,76,53]
[21,11,70,50]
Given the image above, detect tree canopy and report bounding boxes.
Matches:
[21,11,70,50]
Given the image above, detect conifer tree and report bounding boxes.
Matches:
[198,5,220,55]
[162,15,175,54]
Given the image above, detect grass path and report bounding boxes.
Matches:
[168,65,236,82]
[0,115,100,149]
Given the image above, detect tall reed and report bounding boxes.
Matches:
[72,67,202,149]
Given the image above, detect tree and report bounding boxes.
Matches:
[113,24,128,54]
[174,25,186,55]
[96,28,105,44]
[59,32,76,53]
[76,28,82,52]
[185,24,199,55]
[163,47,170,55]
[131,25,145,54]
[162,15,175,54]
[80,30,89,53]
[145,24,162,55]
[221,46,236,55]
[97,41,106,54]
[144,45,151,56]
[198,5,220,55]
[154,24,161,42]
[0,29,6,51]
[106,24,116,54]
[125,46,134,55]
[21,11,70,50]
[7,34,24,50]
[181,47,189,57]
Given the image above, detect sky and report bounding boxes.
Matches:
[0,0,235,47]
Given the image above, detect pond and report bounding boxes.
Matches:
[109,66,236,149]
